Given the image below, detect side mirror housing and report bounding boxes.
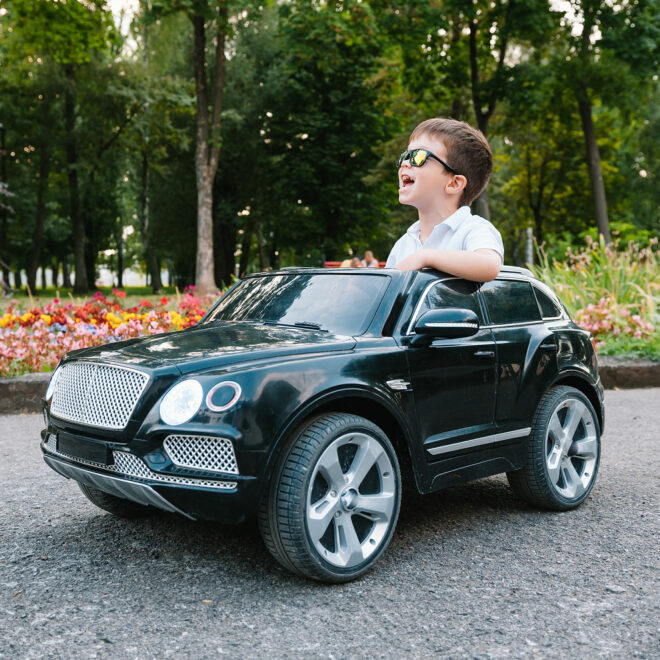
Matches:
[413,308,480,339]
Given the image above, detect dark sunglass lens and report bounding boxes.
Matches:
[411,150,428,167]
[396,151,408,168]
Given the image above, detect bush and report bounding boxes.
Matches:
[531,236,659,360]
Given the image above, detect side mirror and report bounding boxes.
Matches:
[413,308,480,339]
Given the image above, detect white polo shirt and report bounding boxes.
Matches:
[385,206,504,268]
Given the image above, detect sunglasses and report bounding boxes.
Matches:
[396,148,458,175]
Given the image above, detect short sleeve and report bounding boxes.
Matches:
[463,221,504,262]
[385,236,406,267]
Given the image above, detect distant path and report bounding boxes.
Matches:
[1,389,658,658]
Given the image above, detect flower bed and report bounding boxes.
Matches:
[532,237,659,360]
[0,288,222,377]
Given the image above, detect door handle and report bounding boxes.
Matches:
[540,342,557,351]
[473,350,495,358]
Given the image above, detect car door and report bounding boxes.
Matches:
[404,278,497,454]
[480,278,559,430]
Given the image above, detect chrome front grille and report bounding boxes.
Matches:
[163,435,239,474]
[50,362,149,430]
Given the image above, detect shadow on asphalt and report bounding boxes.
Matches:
[21,475,548,587]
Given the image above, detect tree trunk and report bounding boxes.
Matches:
[27,93,51,294]
[140,5,162,293]
[116,229,124,288]
[140,152,162,292]
[62,257,72,288]
[27,139,49,293]
[467,9,509,222]
[64,64,87,294]
[0,124,9,287]
[256,222,265,271]
[238,226,252,278]
[577,87,611,243]
[191,7,226,295]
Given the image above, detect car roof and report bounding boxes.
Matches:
[252,265,534,279]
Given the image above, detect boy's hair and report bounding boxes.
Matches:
[409,118,492,207]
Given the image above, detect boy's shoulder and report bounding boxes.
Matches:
[445,206,497,232]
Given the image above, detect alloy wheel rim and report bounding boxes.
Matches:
[306,432,396,569]
[545,398,598,500]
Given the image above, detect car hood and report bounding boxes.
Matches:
[63,322,356,374]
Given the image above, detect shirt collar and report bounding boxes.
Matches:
[406,206,471,239]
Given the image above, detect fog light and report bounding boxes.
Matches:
[206,381,241,412]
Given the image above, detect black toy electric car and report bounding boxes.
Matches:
[41,266,604,582]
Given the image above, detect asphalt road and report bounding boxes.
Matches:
[1,389,658,659]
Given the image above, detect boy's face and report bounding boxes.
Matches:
[398,133,458,211]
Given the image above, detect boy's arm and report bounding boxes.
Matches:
[394,248,501,282]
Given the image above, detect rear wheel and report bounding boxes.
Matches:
[259,413,401,582]
[507,386,600,510]
[78,483,155,518]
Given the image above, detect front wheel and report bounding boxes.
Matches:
[507,385,601,511]
[259,413,401,583]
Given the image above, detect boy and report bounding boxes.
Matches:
[385,118,503,282]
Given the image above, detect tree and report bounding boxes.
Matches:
[150,0,235,294]
[3,0,121,293]
[556,0,660,242]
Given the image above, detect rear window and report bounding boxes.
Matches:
[533,285,564,319]
[481,280,542,325]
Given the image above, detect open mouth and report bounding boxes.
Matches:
[400,174,415,188]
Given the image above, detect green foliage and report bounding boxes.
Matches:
[532,235,658,315]
[598,332,660,361]
[530,236,659,359]
[0,0,658,308]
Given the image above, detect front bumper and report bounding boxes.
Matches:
[41,431,260,524]
[44,454,194,518]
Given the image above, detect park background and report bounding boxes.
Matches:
[0,0,658,376]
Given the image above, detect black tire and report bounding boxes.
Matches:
[507,385,601,511]
[78,483,155,518]
[259,413,401,583]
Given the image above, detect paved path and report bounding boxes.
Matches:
[1,389,658,658]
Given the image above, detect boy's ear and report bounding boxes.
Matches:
[445,174,467,197]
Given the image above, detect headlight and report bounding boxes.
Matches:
[160,379,203,426]
[45,366,62,401]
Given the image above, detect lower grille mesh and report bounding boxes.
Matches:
[163,435,239,474]
[42,436,236,490]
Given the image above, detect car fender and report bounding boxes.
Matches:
[258,383,417,500]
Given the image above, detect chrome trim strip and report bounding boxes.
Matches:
[426,427,531,456]
[481,320,545,330]
[43,454,196,519]
[386,378,411,391]
[425,322,478,328]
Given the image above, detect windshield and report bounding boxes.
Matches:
[202,272,391,336]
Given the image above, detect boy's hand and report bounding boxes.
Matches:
[395,251,426,271]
